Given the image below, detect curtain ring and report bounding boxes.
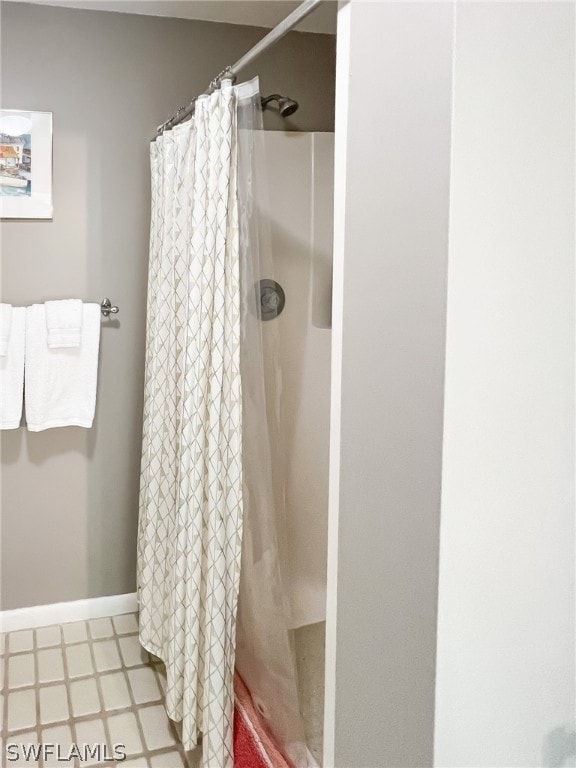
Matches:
[210,66,236,91]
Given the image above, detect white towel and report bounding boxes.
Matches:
[0,307,25,429]
[45,299,83,348]
[25,303,101,431]
[0,303,13,356]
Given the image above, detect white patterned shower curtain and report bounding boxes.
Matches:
[138,78,308,768]
[137,81,242,768]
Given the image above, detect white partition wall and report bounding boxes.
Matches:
[435,4,576,767]
[325,3,455,765]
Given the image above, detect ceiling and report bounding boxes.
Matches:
[1,0,338,33]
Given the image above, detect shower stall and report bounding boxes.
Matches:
[135,3,337,754]
[138,69,334,765]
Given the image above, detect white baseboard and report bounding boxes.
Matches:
[0,592,138,633]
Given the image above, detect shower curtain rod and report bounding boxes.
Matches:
[152,0,324,140]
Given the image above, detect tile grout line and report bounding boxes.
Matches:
[109,618,152,767]
[8,636,99,658]
[61,621,81,768]
[32,627,44,768]
[2,661,154,693]
[85,620,115,766]
[4,699,171,738]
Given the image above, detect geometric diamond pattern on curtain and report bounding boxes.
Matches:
[137,80,242,768]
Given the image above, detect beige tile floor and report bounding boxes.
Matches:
[1,615,324,768]
[0,614,198,768]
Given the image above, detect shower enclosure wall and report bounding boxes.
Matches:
[254,130,334,764]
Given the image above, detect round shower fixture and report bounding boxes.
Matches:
[260,279,285,320]
[261,94,299,118]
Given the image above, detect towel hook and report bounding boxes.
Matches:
[100,298,119,318]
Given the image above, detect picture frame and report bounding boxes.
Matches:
[0,109,53,219]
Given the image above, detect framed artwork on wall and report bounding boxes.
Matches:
[0,110,53,219]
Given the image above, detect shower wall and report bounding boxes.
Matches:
[0,1,336,612]
[252,130,333,768]
[255,132,334,630]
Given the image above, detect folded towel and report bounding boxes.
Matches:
[0,307,25,429]
[25,303,101,431]
[45,299,83,348]
[0,303,13,356]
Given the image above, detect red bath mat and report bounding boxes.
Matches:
[233,671,296,768]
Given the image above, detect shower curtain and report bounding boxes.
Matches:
[137,78,308,768]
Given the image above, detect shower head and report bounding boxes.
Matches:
[278,96,299,117]
[261,94,299,118]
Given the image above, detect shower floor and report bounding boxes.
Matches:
[0,614,198,768]
[295,621,325,766]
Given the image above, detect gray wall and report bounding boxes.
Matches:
[325,3,454,766]
[0,1,335,610]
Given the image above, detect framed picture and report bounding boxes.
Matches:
[0,110,53,219]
